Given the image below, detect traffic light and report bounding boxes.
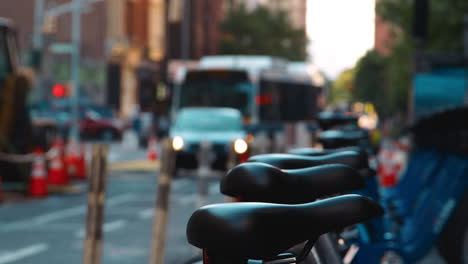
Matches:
[52,83,68,98]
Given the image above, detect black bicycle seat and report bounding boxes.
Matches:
[187,195,383,260]
[248,151,368,170]
[221,162,364,204]
[317,112,358,130]
[288,146,366,157]
[318,130,368,149]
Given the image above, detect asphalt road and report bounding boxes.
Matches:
[0,143,224,264]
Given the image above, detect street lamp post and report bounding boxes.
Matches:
[33,0,45,100]
[181,0,190,60]
[70,0,82,141]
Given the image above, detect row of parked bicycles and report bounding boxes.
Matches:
[186,108,468,264]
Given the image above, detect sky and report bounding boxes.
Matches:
[307,0,376,79]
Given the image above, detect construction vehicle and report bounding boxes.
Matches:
[0,18,33,183]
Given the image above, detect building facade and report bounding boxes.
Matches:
[0,0,224,116]
[0,0,110,104]
[374,13,394,56]
[374,0,395,56]
[166,0,224,60]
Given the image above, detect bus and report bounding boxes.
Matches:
[171,55,325,133]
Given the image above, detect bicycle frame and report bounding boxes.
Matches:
[202,249,298,264]
[352,149,468,263]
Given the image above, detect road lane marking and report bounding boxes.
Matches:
[0,193,136,232]
[76,219,127,238]
[104,219,127,232]
[0,243,49,264]
[138,208,154,219]
[33,206,86,224]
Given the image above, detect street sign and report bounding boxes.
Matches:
[49,43,74,54]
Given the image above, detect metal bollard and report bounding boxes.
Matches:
[83,144,108,264]
[149,138,176,264]
[196,141,213,209]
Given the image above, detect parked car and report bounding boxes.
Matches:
[30,100,123,142]
[169,107,248,170]
[80,107,123,141]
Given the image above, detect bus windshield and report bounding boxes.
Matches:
[178,70,254,118]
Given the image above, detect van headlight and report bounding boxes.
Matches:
[172,136,184,151]
[233,139,248,154]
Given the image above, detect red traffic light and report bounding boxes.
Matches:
[52,84,67,98]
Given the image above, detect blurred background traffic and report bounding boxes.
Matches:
[0,0,467,263]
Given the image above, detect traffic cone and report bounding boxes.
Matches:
[147,136,158,161]
[48,139,69,185]
[29,148,48,197]
[378,149,398,188]
[74,143,87,180]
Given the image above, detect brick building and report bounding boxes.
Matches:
[167,0,224,60]
[0,0,224,116]
[374,13,394,56]
[0,0,110,104]
[374,0,394,56]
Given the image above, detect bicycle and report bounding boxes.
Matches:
[220,160,373,264]
[187,194,383,264]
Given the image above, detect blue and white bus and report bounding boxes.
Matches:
[171,55,325,133]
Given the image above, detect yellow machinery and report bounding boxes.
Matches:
[0,18,33,183]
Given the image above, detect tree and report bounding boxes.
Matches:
[377,0,468,53]
[360,0,468,119]
[353,51,391,118]
[330,68,354,104]
[219,5,308,61]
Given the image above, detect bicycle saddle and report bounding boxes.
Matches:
[221,162,364,203]
[317,112,358,130]
[288,146,366,157]
[187,195,383,260]
[318,130,368,149]
[248,151,368,170]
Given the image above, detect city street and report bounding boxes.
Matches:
[0,142,448,264]
[0,143,224,264]
[0,0,466,263]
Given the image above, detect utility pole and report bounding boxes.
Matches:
[70,0,82,141]
[33,0,45,100]
[181,0,191,60]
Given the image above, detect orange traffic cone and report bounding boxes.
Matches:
[48,140,69,185]
[29,148,48,197]
[378,149,397,188]
[147,136,158,161]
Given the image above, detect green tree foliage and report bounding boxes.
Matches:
[219,5,308,61]
[353,0,468,119]
[354,51,387,104]
[330,68,354,104]
[377,0,468,53]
